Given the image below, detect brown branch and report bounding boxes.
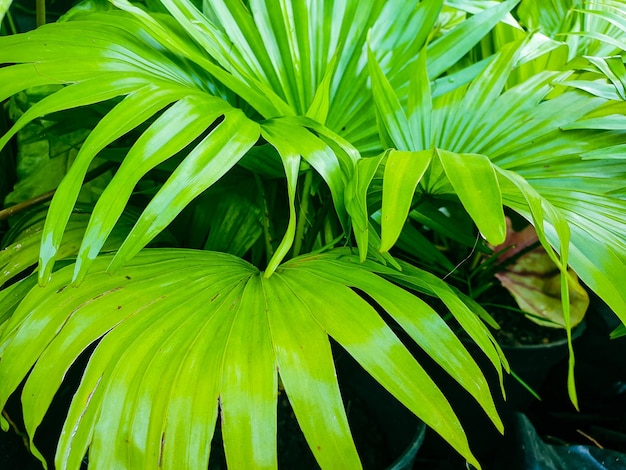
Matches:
[0,189,55,220]
[0,161,118,221]
[576,429,604,449]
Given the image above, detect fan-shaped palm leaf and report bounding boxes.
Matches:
[0,1,536,467]
[518,0,626,57]
[364,37,626,406]
[0,249,506,469]
[0,0,522,285]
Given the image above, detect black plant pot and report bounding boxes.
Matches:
[500,320,587,413]
[411,320,586,467]
[335,352,427,470]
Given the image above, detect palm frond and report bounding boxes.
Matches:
[518,0,626,57]
[0,248,503,469]
[364,38,626,407]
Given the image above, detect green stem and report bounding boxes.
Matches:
[323,216,334,246]
[292,170,313,257]
[5,11,18,35]
[255,174,274,264]
[36,0,45,27]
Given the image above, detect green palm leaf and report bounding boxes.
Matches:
[0,249,494,469]
[1,206,135,287]
[365,35,626,406]
[3,2,607,468]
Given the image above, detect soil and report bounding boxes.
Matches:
[489,308,569,347]
[475,283,571,347]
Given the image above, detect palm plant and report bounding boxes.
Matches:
[0,0,624,468]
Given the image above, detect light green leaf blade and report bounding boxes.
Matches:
[297,259,503,433]
[380,149,433,252]
[23,270,218,467]
[427,0,520,78]
[0,250,259,468]
[0,64,66,104]
[496,168,581,407]
[436,149,506,245]
[0,274,39,340]
[345,153,385,261]
[0,75,154,153]
[442,41,520,151]
[368,46,414,151]
[39,84,190,285]
[123,279,247,468]
[51,254,254,469]
[108,110,260,272]
[261,120,303,276]
[280,264,479,468]
[264,273,361,468]
[1,209,133,287]
[267,116,351,233]
[72,94,229,282]
[361,254,508,388]
[0,0,10,24]
[151,0,291,117]
[221,274,278,469]
[407,48,433,150]
[158,284,245,470]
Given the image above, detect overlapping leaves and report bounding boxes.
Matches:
[0,249,504,469]
[0,1,597,469]
[0,0,524,288]
[363,38,626,405]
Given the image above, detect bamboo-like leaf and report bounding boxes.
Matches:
[380,149,433,252]
[108,110,260,272]
[39,84,192,284]
[263,274,361,468]
[436,149,506,246]
[427,0,519,78]
[72,94,230,282]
